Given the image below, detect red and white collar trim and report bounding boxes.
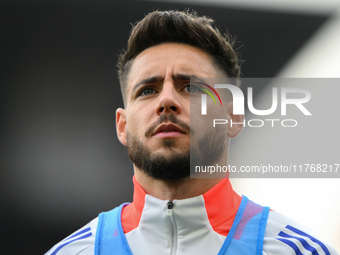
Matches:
[121,176,241,237]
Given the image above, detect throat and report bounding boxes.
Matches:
[135,172,224,200]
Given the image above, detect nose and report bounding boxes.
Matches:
[156,81,182,115]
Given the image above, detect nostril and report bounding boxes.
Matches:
[158,106,177,113]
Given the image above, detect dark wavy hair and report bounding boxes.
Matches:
[117,10,241,104]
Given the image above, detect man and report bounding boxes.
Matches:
[46,10,339,255]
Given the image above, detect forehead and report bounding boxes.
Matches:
[126,43,223,93]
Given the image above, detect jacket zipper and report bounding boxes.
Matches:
[167,200,177,255]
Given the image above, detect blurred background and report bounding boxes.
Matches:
[1,0,339,253]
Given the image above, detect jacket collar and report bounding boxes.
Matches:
[121,175,241,236]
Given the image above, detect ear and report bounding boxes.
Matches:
[116,108,127,146]
[227,102,244,138]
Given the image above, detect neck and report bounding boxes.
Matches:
[134,169,226,200]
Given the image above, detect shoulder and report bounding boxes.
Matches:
[263,210,339,255]
[45,217,98,255]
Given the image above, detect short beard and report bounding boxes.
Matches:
[190,126,226,171]
[127,132,191,180]
[126,126,227,181]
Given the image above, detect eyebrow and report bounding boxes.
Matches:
[131,74,206,93]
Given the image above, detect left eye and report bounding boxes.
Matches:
[184,84,200,93]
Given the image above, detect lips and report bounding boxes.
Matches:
[153,123,186,138]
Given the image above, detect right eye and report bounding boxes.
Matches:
[138,87,155,97]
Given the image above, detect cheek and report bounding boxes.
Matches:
[190,103,230,138]
[126,108,148,135]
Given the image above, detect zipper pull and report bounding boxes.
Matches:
[167,200,174,215]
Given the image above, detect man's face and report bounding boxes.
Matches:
[116,43,229,180]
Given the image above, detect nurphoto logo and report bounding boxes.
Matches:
[199,83,312,128]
